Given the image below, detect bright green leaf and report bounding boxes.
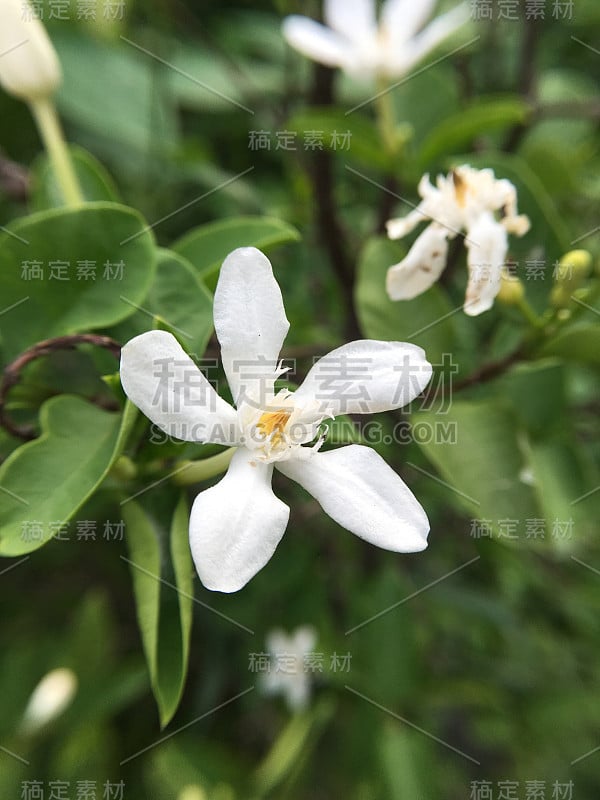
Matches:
[30,145,120,210]
[172,216,300,279]
[123,493,193,728]
[0,398,137,556]
[0,203,156,360]
[110,249,213,356]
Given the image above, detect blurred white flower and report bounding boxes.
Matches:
[0,0,62,101]
[386,165,531,316]
[20,667,77,734]
[282,0,468,80]
[121,247,432,594]
[261,626,317,712]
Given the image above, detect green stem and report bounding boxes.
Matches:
[29,96,84,207]
[172,448,236,486]
[375,82,399,159]
[516,296,544,329]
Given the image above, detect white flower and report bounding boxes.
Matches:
[261,626,317,712]
[386,165,531,316]
[282,0,468,80]
[120,247,432,593]
[20,667,77,734]
[0,0,62,101]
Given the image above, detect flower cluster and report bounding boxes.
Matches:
[386,165,530,315]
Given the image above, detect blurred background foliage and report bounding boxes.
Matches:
[1,0,600,798]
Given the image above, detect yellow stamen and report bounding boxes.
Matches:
[256,409,291,446]
[452,169,468,207]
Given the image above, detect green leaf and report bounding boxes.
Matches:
[253,698,335,795]
[528,436,600,551]
[54,30,178,154]
[355,236,456,364]
[500,360,567,438]
[418,97,530,167]
[30,145,120,210]
[123,493,193,728]
[172,216,300,280]
[413,401,539,526]
[0,398,137,556]
[286,107,391,171]
[110,249,214,356]
[0,202,156,359]
[538,325,600,366]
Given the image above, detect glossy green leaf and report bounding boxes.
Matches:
[419,97,530,167]
[538,325,600,366]
[0,398,137,556]
[123,493,193,728]
[413,401,539,526]
[172,216,300,279]
[30,145,120,210]
[355,236,456,364]
[0,203,156,360]
[110,249,213,356]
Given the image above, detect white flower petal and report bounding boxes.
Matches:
[407,4,469,68]
[294,340,432,417]
[386,225,449,300]
[282,16,355,70]
[386,206,427,240]
[292,625,318,655]
[381,0,438,43]
[0,0,62,101]
[278,445,429,552]
[464,212,507,316]
[325,0,377,44]
[120,330,238,444]
[189,448,290,593]
[213,247,290,407]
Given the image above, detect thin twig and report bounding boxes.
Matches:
[0,334,121,440]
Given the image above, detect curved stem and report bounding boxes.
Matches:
[172,448,236,486]
[29,96,84,207]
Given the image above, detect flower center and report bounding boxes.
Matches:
[452,169,468,207]
[256,409,292,447]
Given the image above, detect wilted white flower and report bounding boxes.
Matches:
[261,626,317,711]
[20,667,77,733]
[0,0,62,101]
[386,165,531,315]
[282,0,468,81]
[120,247,432,593]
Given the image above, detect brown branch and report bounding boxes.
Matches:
[455,346,523,392]
[0,151,30,203]
[309,63,361,341]
[0,334,121,440]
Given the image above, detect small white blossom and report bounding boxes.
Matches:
[282,0,468,81]
[386,165,531,316]
[261,626,317,712]
[0,0,62,102]
[20,667,77,733]
[120,247,433,593]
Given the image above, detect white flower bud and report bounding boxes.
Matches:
[0,0,62,101]
[20,667,77,733]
